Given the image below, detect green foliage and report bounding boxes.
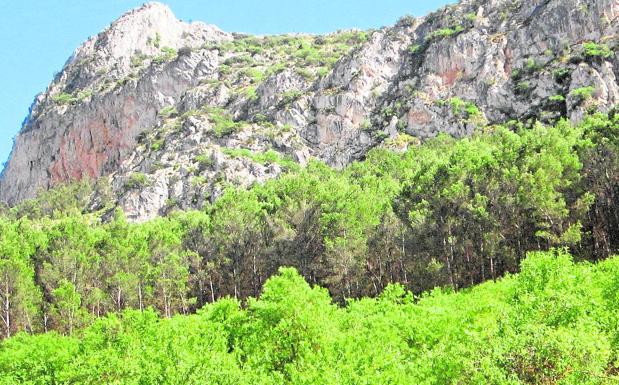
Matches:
[52,92,78,105]
[130,52,148,68]
[245,86,259,102]
[207,108,245,137]
[4,252,619,383]
[570,86,596,101]
[525,57,541,72]
[150,138,164,151]
[195,152,214,169]
[425,25,464,41]
[3,113,619,383]
[124,172,149,190]
[465,12,478,22]
[316,66,330,78]
[549,94,566,103]
[448,97,480,117]
[553,67,571,83]
[280,89,302,106]
[211,31,366,88]
[158,105,177,118]
[583,41,613,59]
[408,44,422,54]
[223,148,298,170]
[516,80,530,94]
[147,32,161,48]
[153,46,177,64]
[11,180,94,219]
[244,67,265,83]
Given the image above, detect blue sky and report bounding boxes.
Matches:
[0,0,453,171]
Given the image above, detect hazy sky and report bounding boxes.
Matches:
[0,0,454,171]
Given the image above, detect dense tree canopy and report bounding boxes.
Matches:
[1,113,619,380]
[2,251,619,384]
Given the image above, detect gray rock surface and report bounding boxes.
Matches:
[2,0,619,220]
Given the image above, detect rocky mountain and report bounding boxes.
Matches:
[2,0,618,221]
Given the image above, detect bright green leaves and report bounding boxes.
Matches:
[3,255,619,383]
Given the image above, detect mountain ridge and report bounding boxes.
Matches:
[2,0,619,221]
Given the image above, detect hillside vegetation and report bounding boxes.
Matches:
[1,112,619,383]
[1,250,619,384]
[0,113,619,340]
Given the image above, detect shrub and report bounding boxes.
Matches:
[317,67,330,78]
[516,81,530,94]
[280,90,302,106]
[245,86,259,102]
[449,97,480,118]
[191,175,207,186]
[295,67,313,81]
[553,68,571,83]
[145,32,163,48]
[208,108,244,137]
[52,92,77,105]
[195,153,213,170]
[425,25,464,41]
[130,53,148,68]
[244,68,264,83]
[570,86,595,101]
[525,57,541,72]
[266,63,287,77]
[158,105,177,118]
[224,54,254,67]
[223,148,297,169]
[408,44,422,54]
[398,14,416,27]
[465,13,477,22]
[125,173,149,190]
[150,139,164,152]
[153,47,177,64]
[583,41,613,59]
[549,94,566,103]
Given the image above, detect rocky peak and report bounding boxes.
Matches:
[52,2,229,98]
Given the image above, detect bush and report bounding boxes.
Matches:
[130,53,148,68]
[153,47,177,64]
[244,68,264,83]
[516,81,530,94]
[52,92,77,105]
[553,68,571,83]
[409,44,424,55]
[449,97,481,119]
[3,253,619,383]
[158,105,178,118]
[208,108,244,137]
[425,25,464,41]
[280,89,302,106]
[124,172,149,190]
[549,94,566,103]
[570,86,595,101]
[583,41,613,59]
[195,153,213,170]
[245,86,259,102]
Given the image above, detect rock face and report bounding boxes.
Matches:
[2,0,619,221]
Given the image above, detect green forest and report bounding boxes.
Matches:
[2,252,619,384]
[2,112,619,383]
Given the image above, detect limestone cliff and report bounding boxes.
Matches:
[2,0,619,221]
